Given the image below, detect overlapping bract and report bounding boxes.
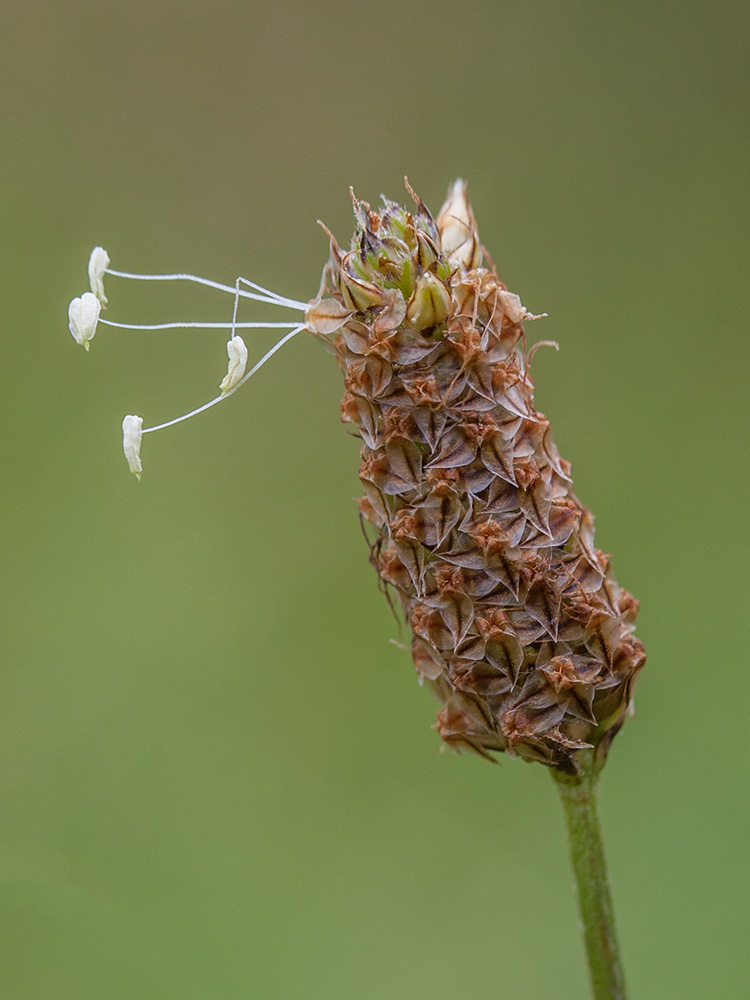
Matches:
[308,183,645,774]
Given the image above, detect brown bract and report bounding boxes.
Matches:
[307,181,645,775]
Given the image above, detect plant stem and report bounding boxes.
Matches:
[552,751,627,1000]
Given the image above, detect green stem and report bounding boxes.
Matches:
[552,751,627,1000]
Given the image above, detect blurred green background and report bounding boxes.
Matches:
[1,0,748,997]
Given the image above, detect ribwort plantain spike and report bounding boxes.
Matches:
[307,180,646,776]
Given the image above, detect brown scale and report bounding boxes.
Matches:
[306,181,646,775]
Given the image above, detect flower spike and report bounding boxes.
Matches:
[70,181,645,995]
[314,180,645,773]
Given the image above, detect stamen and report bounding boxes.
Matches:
[105,268,308,312]
[141,324,306,435]
[99,319,301,331]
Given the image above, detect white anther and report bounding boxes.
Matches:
[68,292,101,350]
[220,335,248,395]
[122,415,144,479]
[88,247,110,306]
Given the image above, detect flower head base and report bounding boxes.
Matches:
[88,247,110,306]
[68,291,100,350]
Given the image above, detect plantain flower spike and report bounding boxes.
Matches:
[88,247,110,306]
[67,181,644,776]
[308,180,646,775]
[68,291,101,350]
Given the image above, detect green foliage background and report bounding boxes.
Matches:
[1,1,748,996]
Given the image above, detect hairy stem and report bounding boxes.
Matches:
[552,752,627,1000]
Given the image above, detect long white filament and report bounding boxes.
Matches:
[105,268,308,312]
[100,319,301,331]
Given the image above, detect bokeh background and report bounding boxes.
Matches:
[1,1,748,997]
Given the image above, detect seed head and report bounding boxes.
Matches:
[309,180,646,775]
